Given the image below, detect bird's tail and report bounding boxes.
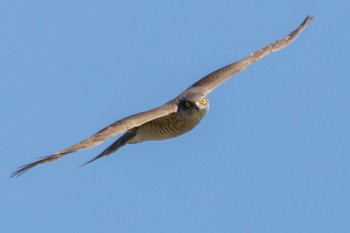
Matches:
[80,130,137,167]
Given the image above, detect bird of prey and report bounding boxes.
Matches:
[11,16,313,177]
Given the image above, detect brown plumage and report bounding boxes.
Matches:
[11,16,313,177]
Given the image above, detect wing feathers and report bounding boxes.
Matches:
[187,16,313,95]
[11,102,177,177]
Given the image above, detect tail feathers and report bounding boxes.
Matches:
[79,130,136,167]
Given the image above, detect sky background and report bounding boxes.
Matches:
[1,1,349,233]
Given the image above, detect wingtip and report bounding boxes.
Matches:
[302,15,314,27]
[10,153,63,178]
[10,165,32,178]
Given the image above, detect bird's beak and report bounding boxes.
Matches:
[194,101,204,111]
[194,101,208,112]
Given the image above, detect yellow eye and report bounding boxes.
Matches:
[201,98,207,105]
[185,101,192,108]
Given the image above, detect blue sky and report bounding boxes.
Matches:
[1,1,349,233]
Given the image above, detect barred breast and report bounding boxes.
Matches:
[129,110,206,143]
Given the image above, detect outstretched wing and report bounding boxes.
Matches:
[11,101,177,177]
[185,16,313,96]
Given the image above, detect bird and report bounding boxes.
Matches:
[11,16,313,177]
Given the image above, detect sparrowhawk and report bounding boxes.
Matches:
[11,16,313,177]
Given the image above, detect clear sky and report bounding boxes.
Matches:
[1,1,349,233]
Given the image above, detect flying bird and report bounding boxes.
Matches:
[11,16,313,177]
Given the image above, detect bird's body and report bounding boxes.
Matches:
[132,107,206,143]
[12,16,313,177]
[82,93,209,165]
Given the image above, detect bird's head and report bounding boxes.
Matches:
[177,92,209,114]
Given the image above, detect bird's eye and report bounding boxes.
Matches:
[185,101,192,108]
[201,98,207,105]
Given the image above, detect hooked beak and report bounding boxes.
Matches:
[194,101,206,112]
[194,101,209,113]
